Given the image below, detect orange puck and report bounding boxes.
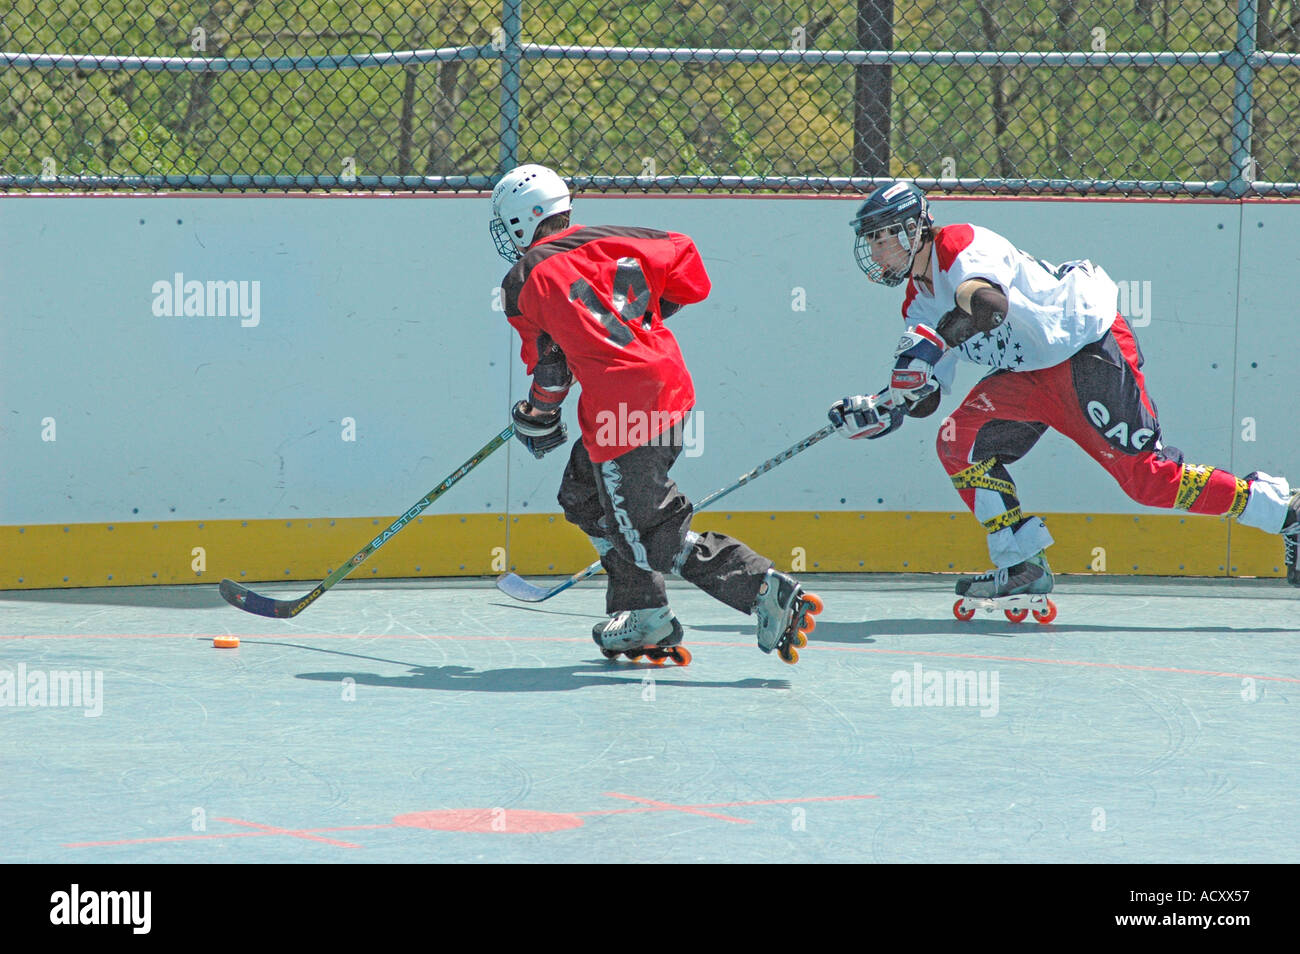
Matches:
[213,636,241,649]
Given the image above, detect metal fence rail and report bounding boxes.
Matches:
[1,0,1296,195]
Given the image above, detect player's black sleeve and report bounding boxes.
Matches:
[935,284,1009,347]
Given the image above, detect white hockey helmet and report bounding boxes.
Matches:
[490,164,572,262]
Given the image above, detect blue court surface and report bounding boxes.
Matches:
[1,574,1296,863]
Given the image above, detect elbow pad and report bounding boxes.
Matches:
[935,285,1009,347]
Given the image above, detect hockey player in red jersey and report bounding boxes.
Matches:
[828,180,1300,600]
[492,164,820,664]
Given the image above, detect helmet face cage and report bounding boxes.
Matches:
[853,218,923,287]
[850,182,931,286]
[490,216,522,263]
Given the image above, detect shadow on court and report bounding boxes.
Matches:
[295,666,789,692]
[248,639,790,692]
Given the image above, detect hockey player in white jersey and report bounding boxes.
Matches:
[828,181,1300,607]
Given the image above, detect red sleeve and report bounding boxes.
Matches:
[661,233,711,306]
[507,311,544,374]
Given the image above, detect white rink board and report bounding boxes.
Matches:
[0,195,515,524]
[1,194,1294,525]
[1232,201,1296,482]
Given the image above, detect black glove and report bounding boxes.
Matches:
[512,400,568,459]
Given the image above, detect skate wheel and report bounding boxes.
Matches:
[791,631,808,649]
[600,648,621,660]
[1004,608,1029,623]
[953,600,975,622]
[779,645,799,664]
[797,612,816,636]
[650,654,668,666]
[671,647,692,666]
[1032,600,1057,624]
[625,650,645,661]
[801,592,824,615]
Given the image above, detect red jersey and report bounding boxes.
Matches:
[502,224,711,462]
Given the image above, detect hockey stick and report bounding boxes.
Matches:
[496,423,838,603]
[219,424,514,618]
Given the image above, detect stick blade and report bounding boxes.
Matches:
[219,578,297,618]
[494,573,558,603]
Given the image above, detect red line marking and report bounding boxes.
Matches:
[12,193,1276,205]
[927,195,1246,205]
[695,794,878,808]
[598,792,753,824]
[213,816,362,848]
[574,195,1258,204]
[62,823,394,849]
[574,793,877,816]
[61,792,865,847]
[393,809,585,833]
[2,192,495,200]
[64,832,270,847]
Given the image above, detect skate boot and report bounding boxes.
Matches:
[592,607,691,666]
[953,551,1058,624]
[1284,489,1300,585]
[752,569,823,665]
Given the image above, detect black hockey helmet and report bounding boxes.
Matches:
[850,181,933,286]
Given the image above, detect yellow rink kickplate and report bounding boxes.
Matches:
[0,511,1285,590]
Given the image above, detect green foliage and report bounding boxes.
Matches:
[0,1,1295,187]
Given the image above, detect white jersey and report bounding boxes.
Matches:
[901,224,1119,393]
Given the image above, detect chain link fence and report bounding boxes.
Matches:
[2,1,1297,194]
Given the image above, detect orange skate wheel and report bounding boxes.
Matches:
[953,600,975,621]
[650,654,668,666]
[779,645,799,664]
[792,631,808,649]
[1004,608,1029,623]
[801,592,824,615]
[798,613,816,636]
[1032,600,1058,624]
[672,647,692,666]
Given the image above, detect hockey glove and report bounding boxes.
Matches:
[512,400,568,459]
[890,324,948,410]
[828,389,904,440]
